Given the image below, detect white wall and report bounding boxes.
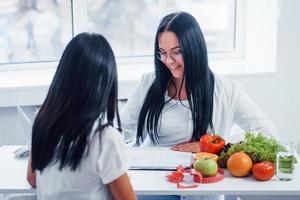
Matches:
[0,0,300,146]
[0,107,26,145]
[230,0,300,144]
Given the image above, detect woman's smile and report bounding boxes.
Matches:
[158,31,184,80]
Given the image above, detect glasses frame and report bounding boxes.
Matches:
[156,49,183,63]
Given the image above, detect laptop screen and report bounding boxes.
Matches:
[17,105,38,145]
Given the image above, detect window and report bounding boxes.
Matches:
[0,0,280,103]
[0,0,72,65]
[0,0,236,66]
[87,0,236,57]
[0,0,280,84]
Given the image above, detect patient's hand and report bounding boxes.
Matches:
[171,141,200,153]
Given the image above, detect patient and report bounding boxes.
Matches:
[27,32,136,200]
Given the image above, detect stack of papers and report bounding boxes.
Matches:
[126,147,192,170]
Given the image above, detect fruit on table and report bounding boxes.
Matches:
[199,134,225,155]
[227,152,253,177]
[278,154,294,173]
[252,161,275,181]
[193,152,219,162]
[193,157,218,177]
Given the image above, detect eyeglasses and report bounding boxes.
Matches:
[156,49,182,62]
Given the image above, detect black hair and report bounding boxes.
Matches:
[31,32,120,171]
[136,12,215,144]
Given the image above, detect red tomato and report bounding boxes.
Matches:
[252,161,275,181]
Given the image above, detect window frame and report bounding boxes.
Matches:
[0,0,280,105]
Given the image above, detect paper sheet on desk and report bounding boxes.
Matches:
[126,147,192,170]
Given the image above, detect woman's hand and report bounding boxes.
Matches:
[171,141,200,153]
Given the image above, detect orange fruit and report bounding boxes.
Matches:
[227,152,253,177]
[193,152,218,162]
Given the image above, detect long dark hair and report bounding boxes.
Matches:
[136,12,215,145]
[31,32,120,171]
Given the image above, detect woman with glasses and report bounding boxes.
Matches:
[121,11,278,147]
[121,10,278,200]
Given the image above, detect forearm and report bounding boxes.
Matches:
[27,153,36,188]
[108,173,136,200]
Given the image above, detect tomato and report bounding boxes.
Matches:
[252,161,275,181]
[199,134,225,154]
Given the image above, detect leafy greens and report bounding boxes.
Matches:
[219,132,286,164]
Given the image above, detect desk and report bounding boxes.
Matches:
[1,146,300,196]
[0,146,35,194]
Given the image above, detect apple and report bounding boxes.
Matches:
[193,157,218,177]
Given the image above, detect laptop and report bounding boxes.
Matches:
[15,105,38,158]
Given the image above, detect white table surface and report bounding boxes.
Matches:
[1,145,300,196]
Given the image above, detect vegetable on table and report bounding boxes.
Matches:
[218,132,287,167]
[252,161,275,181]
[278,154,294,174]
[199,134,225,155]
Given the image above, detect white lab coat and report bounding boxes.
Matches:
[121,72,279,146]
[121,72,280,200]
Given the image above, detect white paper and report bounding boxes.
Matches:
[126,147,192,170]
